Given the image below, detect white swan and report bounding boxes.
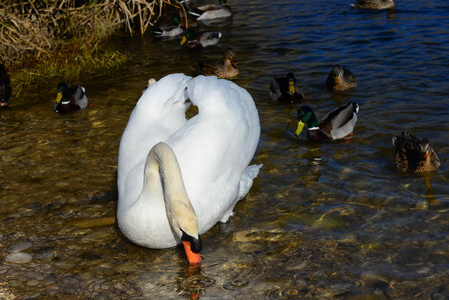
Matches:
[117,74,262,264]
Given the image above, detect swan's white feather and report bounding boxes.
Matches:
[117,74,261,249]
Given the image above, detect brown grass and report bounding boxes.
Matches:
[0,0,182,94]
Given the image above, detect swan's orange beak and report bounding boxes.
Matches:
[182,240,202,265]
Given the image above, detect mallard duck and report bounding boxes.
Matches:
[0,64,11,107]
[325,65,357,92]
[194,47,239,79]
[269,72,305,103]
[295,101,359,141]
[54,82,88,113]
[117,74,262,265]
[180,28,221,49]
[152,14,184,38]
[188,0,232,21]
[351,0,395,9]
[392,131,440,173]
[178,10,199,28]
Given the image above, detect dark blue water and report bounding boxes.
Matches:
[1,0,448,298]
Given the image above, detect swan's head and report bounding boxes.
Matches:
[168,209,202,265]
[181,230,202,265]
[169,202,202,265]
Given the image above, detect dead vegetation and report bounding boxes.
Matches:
[0,0,179,94]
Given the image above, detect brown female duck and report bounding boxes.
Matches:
[325,65,357,92]
[194,48,239,79]
[392,131,440,173]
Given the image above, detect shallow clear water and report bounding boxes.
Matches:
[1,0,449,298]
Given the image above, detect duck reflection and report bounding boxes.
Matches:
[422,175,438,204]
[296,145,328,167]
[295,146,327,187]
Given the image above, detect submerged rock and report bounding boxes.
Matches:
[5,252,33,264]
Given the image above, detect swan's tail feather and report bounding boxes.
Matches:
[238,164,262,200]
[218,164,262,223]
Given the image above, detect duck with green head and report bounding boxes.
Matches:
[152,14,184,38]
[180,28,222,49]
[295,101,359,141]
[54,82,88,114]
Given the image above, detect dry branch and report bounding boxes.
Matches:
[0,0,181,66]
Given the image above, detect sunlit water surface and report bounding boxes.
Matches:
[1,0,449,299]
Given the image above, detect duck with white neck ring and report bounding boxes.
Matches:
[295,101,359,141]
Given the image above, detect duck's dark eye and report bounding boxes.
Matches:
[421,162,424,166]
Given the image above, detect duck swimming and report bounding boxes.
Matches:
[325,65,357,92]
[194,47,239,79]
[295,101,359,141]
[0,64,11,107]
[54,83,88,113]
[269,72,305,103]
[392,131,440,173]
[117,74,261,265]
[351,0,395,9]
[188,0,232,21]
[180,28,222,49]
[152,14,184,38]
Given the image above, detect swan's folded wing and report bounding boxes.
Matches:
[238,164,262,200]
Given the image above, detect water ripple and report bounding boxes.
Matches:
[264,286,311,299]
[1,0,449,298]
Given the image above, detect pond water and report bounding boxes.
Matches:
[1,0,449,299]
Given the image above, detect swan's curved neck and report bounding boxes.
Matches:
[142,142,199,240]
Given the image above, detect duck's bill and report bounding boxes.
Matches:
[334,76,340,89]
[295,121,305,136]
[288,81,295,95]
[55,92,63,104]
[182,240,202,265]
[180,36,187,45]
